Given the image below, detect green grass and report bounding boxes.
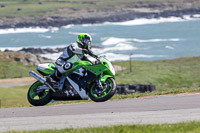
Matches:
[0,0,198,17]
[0,52,36,79]
[0,85,200,108]
[0,85,30,108]
[112,57,200,90]
[0,1,79,17]
[0,62,35,79]
[7,121,200,133]
[0,85,89,108]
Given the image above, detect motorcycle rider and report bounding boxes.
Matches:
[47,33,99,84]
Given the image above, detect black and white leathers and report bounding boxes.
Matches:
[55,42,85,74]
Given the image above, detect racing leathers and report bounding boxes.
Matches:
[50,42,97,81]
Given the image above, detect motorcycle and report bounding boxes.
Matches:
[27,56,116,106]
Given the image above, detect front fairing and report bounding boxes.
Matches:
[84,56,115,84]
[100,57,115,76]
[83,57,115,77]
[37,63,56,76]
[84,64,107,75]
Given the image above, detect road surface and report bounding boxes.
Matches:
[0,77,35,88]
[1,93,200,132]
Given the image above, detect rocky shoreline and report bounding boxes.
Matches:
[0,51,52,65]
[2,46,102,55]
[0,7,200,29]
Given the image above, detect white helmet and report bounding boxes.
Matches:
[77,33,92,50]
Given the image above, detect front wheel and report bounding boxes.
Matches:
[89,78,116,102]
[27,81,52,106]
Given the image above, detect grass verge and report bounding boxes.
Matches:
[0,85,200,108]
[7,121,200,133]
[112,56,200,90]
[0,62,35,79]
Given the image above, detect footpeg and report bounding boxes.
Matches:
[64,90,70,96]
[68,90,75,96]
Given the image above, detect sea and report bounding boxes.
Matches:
[0,15,200,61]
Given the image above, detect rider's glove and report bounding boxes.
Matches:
[87,50,93,56]
[83,49,98,59]
[89,50,98,59]
[93,54,99,59]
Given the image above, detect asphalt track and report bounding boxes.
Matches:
[1,93,200,132]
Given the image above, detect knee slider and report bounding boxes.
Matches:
[63,63,73,70]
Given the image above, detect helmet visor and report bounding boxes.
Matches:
[87,41,92,49]
[83,39,91,49]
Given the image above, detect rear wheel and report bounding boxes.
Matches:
[27,81,52,106]
[89,78,116,102]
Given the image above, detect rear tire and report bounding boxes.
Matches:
[89,78,116,102]
[27,81,52,106]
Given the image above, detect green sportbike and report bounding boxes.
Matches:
[28,56,116,106]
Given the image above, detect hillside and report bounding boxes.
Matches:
[0,52,51,78]
[0,0,200,28]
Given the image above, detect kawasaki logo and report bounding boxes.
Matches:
[89,68,96,74]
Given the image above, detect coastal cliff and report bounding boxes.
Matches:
[0,0,200,28]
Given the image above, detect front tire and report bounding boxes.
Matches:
[89,78,116,102]
[27,81,52,106]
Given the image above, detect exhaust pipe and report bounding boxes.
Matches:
[29,71,56,92]
[30,71,46,84]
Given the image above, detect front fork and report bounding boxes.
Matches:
[96,78,104,89]
[96,73,104,89]
[94,77,110,95]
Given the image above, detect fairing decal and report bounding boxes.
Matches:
[37,63,55,75]
[67,77,89,100]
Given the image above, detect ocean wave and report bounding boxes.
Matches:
[0,47,23,51]
[39,35,52,39]
[132,38,181,43]
[68,32,80,35]
[93,43,137,54]
[165,45,174,50]
[76,15,200,27]
[107,15,200,26]
[99,53,130,61]
[63,24,74,29]
[40,52,62,61]
[78,23,101,27]
[102,37,181,45]
[102,37,128,45]
[0,27,49,35]
[50,27,59,33]
[193,14,200,18]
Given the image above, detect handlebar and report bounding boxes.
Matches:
[95,57,101,64]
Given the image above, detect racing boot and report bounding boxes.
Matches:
[46,70,62,88]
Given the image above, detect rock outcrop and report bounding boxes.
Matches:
[0,52,52,65]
